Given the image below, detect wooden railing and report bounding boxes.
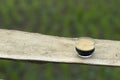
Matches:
[0,29,120,66]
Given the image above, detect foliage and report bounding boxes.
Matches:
[0,0,120,80]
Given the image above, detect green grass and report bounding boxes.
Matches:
[0,0,120,80]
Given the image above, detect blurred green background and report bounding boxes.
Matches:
[0,0,120,80]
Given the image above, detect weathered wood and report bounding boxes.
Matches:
[0,29,120,66]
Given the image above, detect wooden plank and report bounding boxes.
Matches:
[0,29,120,66]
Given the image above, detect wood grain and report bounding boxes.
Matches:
[0,29,120,66]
